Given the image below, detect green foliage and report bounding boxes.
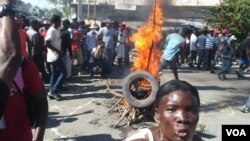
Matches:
[49,8,63,17]
[47,0,69,17]
[205,0,250,42]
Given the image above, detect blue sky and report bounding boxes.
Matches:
[22,0,53,9]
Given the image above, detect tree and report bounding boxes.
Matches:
[47,0,70,18]
[49,8,63,17]
[205,0,250,41]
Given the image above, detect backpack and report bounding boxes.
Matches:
[218,37,230,52]
[13,59,36,126]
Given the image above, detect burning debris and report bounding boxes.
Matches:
[106,0,164,128]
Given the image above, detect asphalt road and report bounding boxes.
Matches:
[42,63,250,141]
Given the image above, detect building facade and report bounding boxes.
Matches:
[70,0,222,29]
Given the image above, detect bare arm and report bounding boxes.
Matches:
[45,40,61,55]
[32,88,48,141]
[26,36,32,59]
[93,47,101,59]
[0,0,21,88]
[0,0,21,118]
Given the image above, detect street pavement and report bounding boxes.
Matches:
[42,63,250,141]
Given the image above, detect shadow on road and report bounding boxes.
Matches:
[55,134,121,141]
[46,110,95,129]
[197,131,217,140]
[200,95,247,113]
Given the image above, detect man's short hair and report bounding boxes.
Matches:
[30,19,39,27]
[50,14,61,24]
[180,27,191,37]
[62,19,70,27]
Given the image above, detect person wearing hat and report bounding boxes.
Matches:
[86,23,98,52]
[40,19,51,40]
[97,19,116,73]
[86,23,98,70]
[71,17,80,30]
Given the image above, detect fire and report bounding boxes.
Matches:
[131,3,163,79]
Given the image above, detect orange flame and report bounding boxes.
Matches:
[131,3,163,79]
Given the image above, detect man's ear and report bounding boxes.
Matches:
[154,107,160,123]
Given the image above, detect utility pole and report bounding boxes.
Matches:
[68,0,71,19]
[78,0,83,20]
[87,0,90,20]
[94,0,96,23]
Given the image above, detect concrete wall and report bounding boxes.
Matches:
[72,5,207,20]
[71,4,208,29]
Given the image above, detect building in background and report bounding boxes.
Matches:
[70,0,221,30]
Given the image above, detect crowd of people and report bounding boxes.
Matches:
[11,13,134,101]
[160,26,250,81]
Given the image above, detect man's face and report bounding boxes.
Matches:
[155,90,199,141]
[55,20,61,28]
[106,22,112,28]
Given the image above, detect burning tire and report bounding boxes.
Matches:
[122,71,159,108]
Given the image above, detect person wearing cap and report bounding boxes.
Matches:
[40,19,50,40]
[71,17,80,30]
[97,19,116,73]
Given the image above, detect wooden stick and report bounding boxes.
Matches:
[114,106,131,128]
[108,97,124,113]
[105,79,123,98]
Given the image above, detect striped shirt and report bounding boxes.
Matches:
[205,35,215,50]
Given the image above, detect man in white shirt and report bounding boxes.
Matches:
[97,19,116,73]
[45,14,66,101]
[188,29,198,67]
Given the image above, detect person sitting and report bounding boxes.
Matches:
[89,41,109,78]
[124,80,202,141]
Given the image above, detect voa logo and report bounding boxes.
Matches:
[226,129,246,136]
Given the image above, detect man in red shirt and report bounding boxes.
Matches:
[16,18,32,58]
[0,59,48,141]
[71,25,83,73]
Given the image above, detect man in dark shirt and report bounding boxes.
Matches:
[237,32,250,78]
[61,19,73,58]
[0,0,22,117]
